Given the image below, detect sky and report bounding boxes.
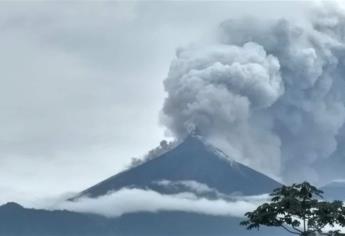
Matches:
[0,1,314,205]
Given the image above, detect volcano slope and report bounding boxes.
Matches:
[78,135,281,199]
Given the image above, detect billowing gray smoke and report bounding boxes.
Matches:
[161,2,345,184]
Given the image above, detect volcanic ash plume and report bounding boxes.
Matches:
[161,2,345,184]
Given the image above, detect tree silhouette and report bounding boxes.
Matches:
[241,182,345,235]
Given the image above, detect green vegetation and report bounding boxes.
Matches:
[241,182,345,235]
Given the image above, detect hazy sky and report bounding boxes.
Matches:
[0,1,312,205]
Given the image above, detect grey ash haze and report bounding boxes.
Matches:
[162,1,345,184]
[0,0,343,205]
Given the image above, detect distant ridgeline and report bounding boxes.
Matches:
[0,202,289,236]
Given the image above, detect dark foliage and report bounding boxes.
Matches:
[241,182,345,235]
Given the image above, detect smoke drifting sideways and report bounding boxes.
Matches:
[161,2,345,184]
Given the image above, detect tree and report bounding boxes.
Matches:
[241,182,345,236]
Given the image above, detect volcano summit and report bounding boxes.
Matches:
[77,135,281,199]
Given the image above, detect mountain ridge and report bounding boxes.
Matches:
[0,201,289,236]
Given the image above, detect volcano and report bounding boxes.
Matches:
[0,136,286,236]
[78,135,281,199]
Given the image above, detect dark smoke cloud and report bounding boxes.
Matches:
[161,1,345,184]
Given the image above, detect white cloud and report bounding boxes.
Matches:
[54,188,267,218]
[155,180,216,195]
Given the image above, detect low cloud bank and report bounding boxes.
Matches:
[54,188,267,218]
[154,179,221,195]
